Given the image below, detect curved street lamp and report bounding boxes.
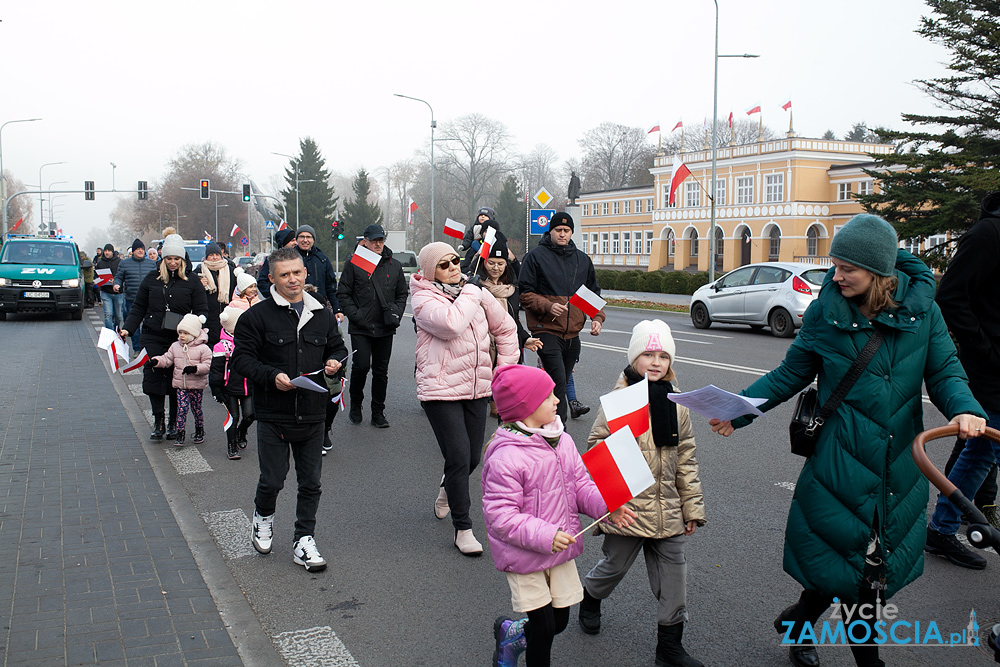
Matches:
[0,117,42,234]
[394,94,437,243]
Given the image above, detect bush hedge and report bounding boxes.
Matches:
[595,269,715,295]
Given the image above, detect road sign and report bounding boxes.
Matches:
[226,242,233,248]
[530,209,556,235]
[239,237,249,246]
[533,188,553,208]
[265,221,275,230]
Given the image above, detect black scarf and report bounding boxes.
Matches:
[623,365,679,447]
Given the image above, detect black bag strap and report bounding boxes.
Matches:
[815,328,885,427]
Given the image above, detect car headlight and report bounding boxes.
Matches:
[0,277,9,286]
[62,278,80,288]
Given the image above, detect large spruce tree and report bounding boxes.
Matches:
[859,0,1000,245]
[281,137,339,257]
[340,169,383,241]
[493,175,527,255]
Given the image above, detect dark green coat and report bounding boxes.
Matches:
[734,250,984,601]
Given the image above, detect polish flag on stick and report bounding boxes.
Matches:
[223,409,234,431]
[277,220,289,231]
[479,226,498,260]
[407,198,418,226]
[581,427,655,513]
[569,284,606,319]
[443,218,466,240]
[349,244,382,275]
[647,123,660,134]
[230,224,241,237]
[668,155,693,206]
[330,378,347,411]
[745,102,762,116]
[600,376,650,439]
[94,268,113,287]
[10,217,23,232]
[204,230,213,242]
[120,348,149,374]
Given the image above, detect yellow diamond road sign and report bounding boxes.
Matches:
[534,188,552,208]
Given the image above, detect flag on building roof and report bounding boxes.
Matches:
[728,112,733,129]
[668,155,692,206]
[569,284,606,319]
[581,426,655,512]
[647,123,661,134]
[443,218,466,240]
[781,99,792,111]
[600,376,650,439]
[350,244,382,275]
[672,119,683,132]
[745,102,762,115]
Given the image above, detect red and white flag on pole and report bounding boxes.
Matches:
[728,111,734,130]
[745,102,762,116]
[581,426,655,512]
[94,268,113,287]
[443,218,466,240]
[479,226,498,260]
[204,230,213,242]
[330,378,347,411]
[120,348,149,374]
[10,217,23,232]
[600,376,650,439]
[231,224,241,237]
[668,155,692,206]
[647,123,661,135]
[99,328,130,371]
[407,198,418,226]
[349,244,382,275]
[223,409,235,431]
[569,284,606,318]
[781,99,792,111]
[671,119,683,132]
[277,220,289,231]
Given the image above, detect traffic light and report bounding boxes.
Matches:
[138,181,148,201]
[242,184,251,202]
[84,181,95,201]
[332,220,344,241]
[200,179,210,199]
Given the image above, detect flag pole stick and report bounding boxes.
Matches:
[573,511,610,540]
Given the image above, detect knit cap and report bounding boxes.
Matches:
[550,212,574,232]
[131,238,145,252]
[491,365,556,423]
[103,243,115,252]
[417,242,460,278]
[274,229,295,248]
[627,319,676,366]
[829,214,898,277]
[204,242,223,257]
[296,225,316,239]
[235,270,256,295]
[219,307,243,335]
[177,313,206,338]
[160,234,185,259]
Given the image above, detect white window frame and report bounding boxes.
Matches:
[582,204,589,216]
[581,233,589,253]
[714,179,726,206]
[591,236,599,255]
[622,231,631,254]
[611,232,620,254]
[667,229,675,257]
[837,183,852,201]
[858,180,873,196]
[903,237,920,255]
[662,185,670,209]
[601,202,609,216]
[685,182,701,208]
[736,176,754,205]
[645,231,654,255]
[624,200,631,214]
[601,232,609,254]
[646,198,653,212]
[612,201,620,215]
[764,174,784,203]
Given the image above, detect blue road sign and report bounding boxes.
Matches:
[530,209,556,235]
[239,237,249,246]
[226,242,233,248]
[265,221,275,230]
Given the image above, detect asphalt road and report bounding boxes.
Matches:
[21,305,1000,666]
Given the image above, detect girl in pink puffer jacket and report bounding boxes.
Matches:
[481,364,636,667]
[151,313,211,446]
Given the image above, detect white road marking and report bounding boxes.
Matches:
[775,482,796,491]
[273,626,359,666]
[581,341,772,376]
[603,327,732,341]
[165,446,213,474]
[202,509,256,559]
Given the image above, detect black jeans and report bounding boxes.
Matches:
[945,437,998,508]
[421,398,489,531]
[254,420,324,542]
[535,333,581,422]
[350,333,394,413]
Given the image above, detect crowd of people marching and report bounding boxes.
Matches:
[99,198,1000,667]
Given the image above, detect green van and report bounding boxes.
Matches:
[0,234,87,320]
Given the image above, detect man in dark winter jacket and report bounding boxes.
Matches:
[926,191,1000,569]
[231,246,348,573]
[336,224,408,428]
[293,225,343,320]
[96,243,123,331]
[519,212,605,421]
[256,228,297,296]
[114,239,157,352]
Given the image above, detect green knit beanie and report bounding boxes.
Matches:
[829,214,898,277]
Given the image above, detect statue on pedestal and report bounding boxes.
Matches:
[567,171,581,205]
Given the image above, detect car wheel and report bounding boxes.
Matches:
[769,308,795,338]
[691,302,711,329]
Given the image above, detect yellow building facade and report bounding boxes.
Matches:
[577,137,895,273]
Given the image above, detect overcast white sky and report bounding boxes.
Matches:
[2,0,949,242]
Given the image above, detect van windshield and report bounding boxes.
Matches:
[185,245,207,263]
[1,241,76,265]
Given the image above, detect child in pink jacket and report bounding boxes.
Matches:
[227,270,260,311]
[150,313,211,447]
[482,364,636,667]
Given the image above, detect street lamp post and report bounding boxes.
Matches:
[272,152,302,230]
[394,94,436,242]
[46,181,68,232]
[164,202,180,238]
[38,162,66,233]
[0,117,42,235]
[710,0,759,282]
[215,195,229,243]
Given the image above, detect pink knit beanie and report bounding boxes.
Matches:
[491,364,556,423]
[418,242,460,278]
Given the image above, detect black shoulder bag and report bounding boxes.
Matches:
[789,328,885,457]
[370,271,401,328]
[161,283,183,332]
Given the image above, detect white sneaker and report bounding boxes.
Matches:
[293,535,327,572]
[251,511,274,554]
[455,529,483,556]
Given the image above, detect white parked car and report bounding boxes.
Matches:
[689,262,829,338]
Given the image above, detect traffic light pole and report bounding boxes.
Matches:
[3,188,142,236]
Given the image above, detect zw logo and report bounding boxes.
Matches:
[21,268,56,275]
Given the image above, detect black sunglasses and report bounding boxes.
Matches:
[436,256,461,270]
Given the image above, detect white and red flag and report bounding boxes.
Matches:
[581,426,655,512]
[349,244,382,275]
[745,102,762,116]
[331,378,347,411]
[668,155,693,206]
[569,284,606,319]
[94,268,113,287]
[10,217,23,232]
[230,224,241,237]
[443,218,466,240]
[479,225,498,260]
[671,119,683,132]
[120,348,149,374]
[277,220,289,231]
[223,409,235,431]
[781,99,792,111]
[728,111,733,130]
[204,230,213,242]
[600,376,650,439]
[98,328,130,371]
[407,198,418,226]
[647,123,661,135]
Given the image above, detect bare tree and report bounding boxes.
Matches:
[437,113,514,222]
[578,123,655,191]
[2,171,34,232]
[385,160,417,232]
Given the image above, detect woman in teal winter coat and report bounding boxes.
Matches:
[710,214,986,667]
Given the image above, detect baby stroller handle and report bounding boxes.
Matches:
[912,424,1000,551]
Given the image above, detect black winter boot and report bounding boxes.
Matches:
[192,426,205,444]
[150,415,166,441]
[173,430,185,447]
[578,588,602,635]
[227,429,240,460]
[237,415,254,450]
[774,603,820,667]
[655,623,704,667]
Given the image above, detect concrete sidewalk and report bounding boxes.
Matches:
[0,309,277,666]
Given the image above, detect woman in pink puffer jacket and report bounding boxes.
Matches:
[411,242,519,557]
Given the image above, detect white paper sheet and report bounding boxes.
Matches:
[290,374,328,393]
[667,384,767,421]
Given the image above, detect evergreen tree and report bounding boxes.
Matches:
[340,168,383,241]
[860,0,1000,244]
[493,175,527,256]
[281,137,339,257]
[822,130,837,140]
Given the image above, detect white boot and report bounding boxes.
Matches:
[455,529,483,556]
[434,485,450,520]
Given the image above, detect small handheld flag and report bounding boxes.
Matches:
[443,218,466,240]
[600,376,650,439]
[569,284,606,319]
[120,348,149,374]
[94,268,113,287]
[10,217,23,233]
[204,230,213,242]
[223,410,234,431]
[277,220,289,231]
[581,427,655,512]
[350,244,382,275]
[479,226,498,260]
[230,224,241,237]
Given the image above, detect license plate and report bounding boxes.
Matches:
[23,291,50,298]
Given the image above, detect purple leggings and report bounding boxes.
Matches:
[176,389,204,432]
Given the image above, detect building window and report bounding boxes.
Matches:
[612,232,620,254]
[646,198,653,212]
[904,237,920,255]
[736,176,754,205]
[623,232,631,254]
[667,229,675,257]
[612,201,620,215]
[714,179,726,206]
[662,185,670,209]
[624,200,631,214]
[591,236,599,255]
[685,182,701,208]
[601,232,609,254]
[582,204,589,216]
[837,183,852,201]
[602,202,609,215]
[690,230,699,257]
[806,226,818,256]
[636,199,642,213]
[927,234,950,257]
[768,227,781,261]
[858,180,873,196]
[764,174,784,203]
[581,233,589,253]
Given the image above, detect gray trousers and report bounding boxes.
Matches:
[583,533,688,626]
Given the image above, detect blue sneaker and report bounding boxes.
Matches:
[493,616,527,667]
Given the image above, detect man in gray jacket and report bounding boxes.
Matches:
[114,239,157,352]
